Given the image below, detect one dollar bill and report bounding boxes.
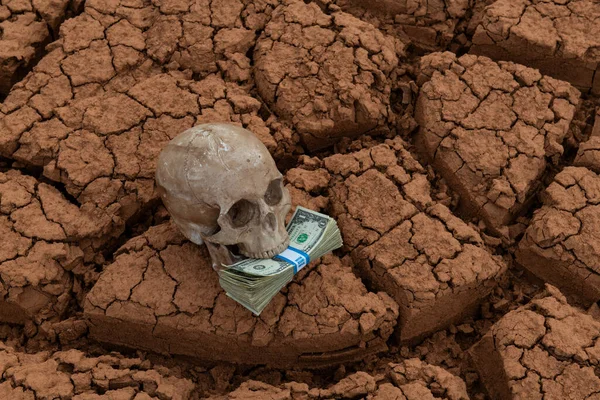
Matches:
[218,207,343,315]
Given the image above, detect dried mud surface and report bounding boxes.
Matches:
[470,285,600,400]
[574,109,600,171]
[0,343,196,399]
[0,0,77,95]
[0,0,302,265]
[0,0,599,398]
[0,169,101,325]
[471,0,600,94]
[416,51,580,236]
[254,0,406,150]
[84,222,399,368]
[322,0,470,50]
[286,137,507,342]
[517,166,600,306]
[208,358,469,399]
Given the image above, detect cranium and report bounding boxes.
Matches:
[155,123,291,270]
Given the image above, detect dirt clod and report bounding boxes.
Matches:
[516,166,600,306]
[254,0,406,150]
[208,358,469,399]
[0,169,101,325]
[324,0,469,50]
[0,0,598,396]
[415,51,580,237]
[470,285,600,400]
[289,137,508,342]
[0,343,196,399]
[471,0,600,94]
[0,0,77,95]
[84,222,399,368]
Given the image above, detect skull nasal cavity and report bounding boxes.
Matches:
[264,213,277,231]
[228,199,256,227]
[264,179,283,205]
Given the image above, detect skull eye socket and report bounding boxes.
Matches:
[227,199,257,228]
[264,179,283,206]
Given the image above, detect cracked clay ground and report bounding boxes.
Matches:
[1,0,600,398]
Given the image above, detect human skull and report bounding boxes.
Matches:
[155,123,291,269]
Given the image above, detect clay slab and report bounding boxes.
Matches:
[84,222,399,368]
[415,51,580,236]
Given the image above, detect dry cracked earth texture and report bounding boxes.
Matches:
[0,0,599,398]
[0,343,196,399]
[0,0,81,95]
[287,137,507,342]
[253,0,407,150]
[471,0,600,95]
[471,285,600,400]
[517,166,600,306]
[208,358,469,400]
[415,51,580,237]
[320,0,471,51]
[84,222,399,368]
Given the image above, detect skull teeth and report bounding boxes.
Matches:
[241,238,290,259]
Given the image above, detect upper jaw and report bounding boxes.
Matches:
[240,237,290,259]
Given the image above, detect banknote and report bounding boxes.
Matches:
[219,207,342,315]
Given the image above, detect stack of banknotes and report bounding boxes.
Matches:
[219,207,343,315]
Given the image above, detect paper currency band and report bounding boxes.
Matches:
[274,247,310,274]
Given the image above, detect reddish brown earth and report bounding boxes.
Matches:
[208,358,470,399]
[516,166,600,306]
[322,0,470,50]
[286,137,507,342]
[470,0,600,94]
[0,169,103,325]
[0,0,80,95]
[471,285,600,400]
[574,109,600,171]
[415,51,580,237]
[253,0,406,150]
[84,222,398,368]
[0,0,301,266]
[0,0,599,398]
[0,343,196,398]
